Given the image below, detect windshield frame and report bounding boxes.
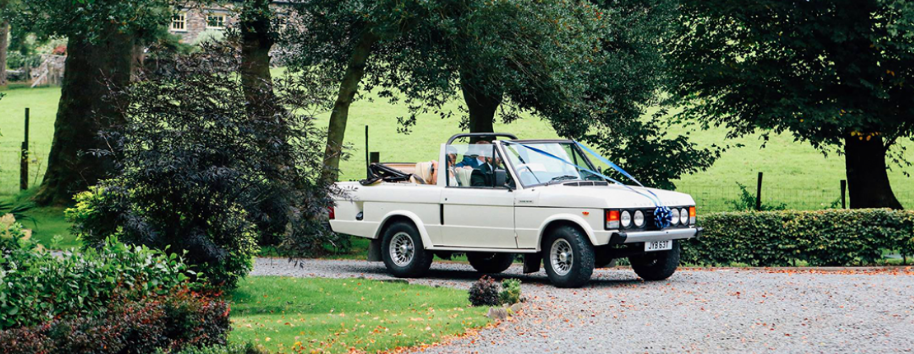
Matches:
[497,140,603,189]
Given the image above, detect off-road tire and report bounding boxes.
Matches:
[467,252,515,274]
[629,240,681,281]
[543,225,595,288]
[381,221,433,278]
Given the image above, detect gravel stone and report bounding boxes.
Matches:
[252,258,914,353]
[487,307,509,321]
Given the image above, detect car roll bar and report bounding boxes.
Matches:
[446,133,518,145]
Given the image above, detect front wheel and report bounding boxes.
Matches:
[543,226,594,288]
[629,240,681,281]
[467,252,515,274]
[381,222,433,278]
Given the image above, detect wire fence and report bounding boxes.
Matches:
[0,146,49,196]
[677,183,914,213]
[2,146,913,212]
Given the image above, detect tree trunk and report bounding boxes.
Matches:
[844,134,903,209]
[0,20,8,87]
[131,43,145,81]
[320,31,377,183]
[459,71,502,142]
[34,33,135,206]
[240,0,276,113]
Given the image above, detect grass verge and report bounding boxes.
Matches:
[228,276,489,354]
[1,189,78,249]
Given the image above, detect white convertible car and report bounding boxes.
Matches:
[330,133,701,287]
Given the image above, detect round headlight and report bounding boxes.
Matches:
[620,211,632,228]
[670,208,680,225]
[680,208,689,225]
[633,210,645,227]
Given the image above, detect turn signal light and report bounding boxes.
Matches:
[605,210,620,229]
[689,206,696,225]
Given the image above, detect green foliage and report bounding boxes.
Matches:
[8,0,178,44]
[67,45,340,288]
[156,343,266,354]
[498,278,522,306]
[5,51,41,71]
[726,182,787,212]
[468,275,500,307]
[0,200,34,226]
[668,0,914,154]
[0,288,230,354]
[682,209,914,266]
[191,30,226,47]
[0,229,199,329]
[285,0,716,188]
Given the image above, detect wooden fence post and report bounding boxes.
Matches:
[755,172,763,211]
[20,108,30,190]
[365,124,371,178]
[840,180,847,209]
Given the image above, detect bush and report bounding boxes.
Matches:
[468,275,501,307]
[498,279,522,305]
[156,343,266,354]
[0,228,198,329]
[727,182,787,211]
[68,44,339,289]
[682,209,914,266]
[0,289,229,354]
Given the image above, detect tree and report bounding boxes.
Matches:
[239,0,277,111]
[0,0,9,87]
[668,0,914,208]
[287,0,716,186]
[11,0,177,205]
[282,0,402,182]
[68,45,338,287]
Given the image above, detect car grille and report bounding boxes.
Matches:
[627,207,691,231]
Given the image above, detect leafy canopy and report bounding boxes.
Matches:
[11,0,178,42]
[285,0,718,188]
[668,0,914,151]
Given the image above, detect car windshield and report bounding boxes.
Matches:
[502,142,603,187]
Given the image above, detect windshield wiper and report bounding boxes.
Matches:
[544,175,581,186]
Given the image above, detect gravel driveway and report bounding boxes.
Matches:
[252,258,914,354]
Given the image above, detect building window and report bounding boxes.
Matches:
[206,14,226,29]
[171,12,187,31]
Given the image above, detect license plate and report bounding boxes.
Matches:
[645,240,672,252]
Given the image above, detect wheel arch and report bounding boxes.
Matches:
[374,211,434,249]
[536,215,597,252]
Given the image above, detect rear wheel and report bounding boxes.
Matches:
[381,222,433,278]
[629,241,680,281]
[543,225,594,288]
[467,252,515,274]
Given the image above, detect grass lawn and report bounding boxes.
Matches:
[2,77,914,250]
[228,276,490,354]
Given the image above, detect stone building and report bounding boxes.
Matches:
[169,5,238,44]
[168,2,290,44]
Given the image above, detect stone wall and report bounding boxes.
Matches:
[169,6,237,44]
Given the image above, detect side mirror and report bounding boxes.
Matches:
[503,183,514,192]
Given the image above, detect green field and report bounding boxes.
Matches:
[229,276,489,353]
[2,81,914,248]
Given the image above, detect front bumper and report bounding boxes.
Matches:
[609,227,702,245]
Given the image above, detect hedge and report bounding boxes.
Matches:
[0,289,230,354]
[1,224,200,329]
[681,209,914,266]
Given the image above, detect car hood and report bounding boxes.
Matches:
[518,184,695,209]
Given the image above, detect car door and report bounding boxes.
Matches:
[438,142,517,249]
